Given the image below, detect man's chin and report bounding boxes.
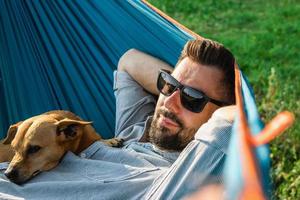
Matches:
[149,113,188,151]
[159,125,180,136]
[149,129,182,151]
[148,124,196,151]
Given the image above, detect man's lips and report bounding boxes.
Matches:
[159,115,179,128]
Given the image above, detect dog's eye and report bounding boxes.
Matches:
[27,145,41,155]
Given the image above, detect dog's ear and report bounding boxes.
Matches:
[55,119,92,139]
[2,121,23,144]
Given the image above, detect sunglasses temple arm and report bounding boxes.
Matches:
[209,98,230,107]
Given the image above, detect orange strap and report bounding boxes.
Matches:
[252,111,294,146]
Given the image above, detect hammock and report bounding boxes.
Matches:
[0,0,294,199]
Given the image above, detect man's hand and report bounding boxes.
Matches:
[118,49,173,95]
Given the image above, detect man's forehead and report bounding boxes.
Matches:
[172,57,224,98]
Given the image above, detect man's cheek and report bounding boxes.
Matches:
[156,95,165,106]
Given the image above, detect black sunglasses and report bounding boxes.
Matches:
[157,69,229,113]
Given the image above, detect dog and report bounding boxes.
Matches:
[0,110,123,184]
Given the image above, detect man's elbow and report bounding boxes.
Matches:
[118,48,139,72]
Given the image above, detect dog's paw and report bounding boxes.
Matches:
[103,138,124,148]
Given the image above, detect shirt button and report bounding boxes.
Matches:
[80,153,87,158]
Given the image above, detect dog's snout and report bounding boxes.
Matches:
[4,168,19,181]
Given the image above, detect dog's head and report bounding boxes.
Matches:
[4,115,91,184]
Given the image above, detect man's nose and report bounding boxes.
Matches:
[164,89,181,113]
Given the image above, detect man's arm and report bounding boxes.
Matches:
[118,49,173,95]
[114,49,172,141]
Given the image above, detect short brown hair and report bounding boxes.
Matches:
[177,39,235,104]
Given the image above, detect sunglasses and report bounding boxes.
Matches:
[157,69,229,113]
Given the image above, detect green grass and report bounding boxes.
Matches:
[148,0,300,199]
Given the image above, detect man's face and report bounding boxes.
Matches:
[149,57,225,151]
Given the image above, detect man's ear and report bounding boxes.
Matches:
[2,121,23,144]
[55,119,92,139]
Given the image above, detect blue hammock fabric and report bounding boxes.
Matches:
[0,0,191,138]
[0,0,271,199]
[224,73,270,199]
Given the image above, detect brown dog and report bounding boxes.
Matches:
[0,110,122,184]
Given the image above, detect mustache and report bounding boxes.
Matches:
[156,108,184,128]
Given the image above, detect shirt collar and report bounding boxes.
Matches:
[138,116,153,143]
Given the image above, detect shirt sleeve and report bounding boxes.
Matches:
[113,70,156,142]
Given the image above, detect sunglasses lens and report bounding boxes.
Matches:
[181,88,207,113]
[157,72,177,96]
[157,70,209,113]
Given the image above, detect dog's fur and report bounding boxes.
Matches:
[0,110,122,184]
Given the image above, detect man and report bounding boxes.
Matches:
[0,39,235,199]
[117,39,235,149]
[117,39,236,199]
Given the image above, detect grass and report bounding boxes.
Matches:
[148,0,300,199]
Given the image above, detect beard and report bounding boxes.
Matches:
[148,108,196,151]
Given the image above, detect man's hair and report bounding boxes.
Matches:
[177,39,236,104]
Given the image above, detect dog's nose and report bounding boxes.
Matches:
[4,168,19,181]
